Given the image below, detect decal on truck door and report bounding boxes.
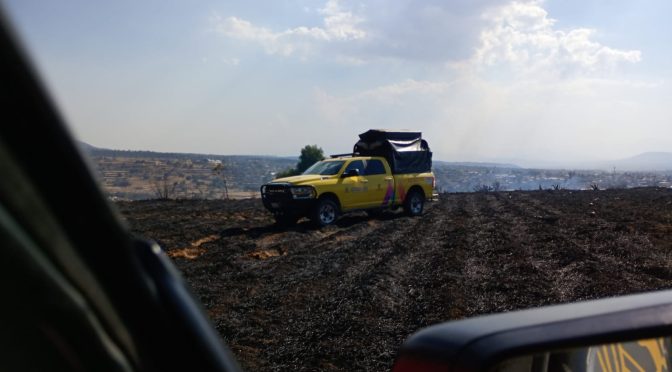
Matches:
[398,185,406,202]
[382,183,395,206]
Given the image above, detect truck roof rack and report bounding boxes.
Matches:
[330,153,356,158]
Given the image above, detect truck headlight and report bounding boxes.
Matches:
[290,186,316,199]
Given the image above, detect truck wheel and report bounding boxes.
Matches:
[274,213,298,227]
[404,189,425,216]
[312,198,339,227]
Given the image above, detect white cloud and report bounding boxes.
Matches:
[209,0,511,63]
[206,0,661,163]
[312,1,656,163]
[473,1,641,76]
[211,0,365,57]
[319,0,366,40]
[350,0,509,62]
[210,0,640,71]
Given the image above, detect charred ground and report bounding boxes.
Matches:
[117,188,672,371]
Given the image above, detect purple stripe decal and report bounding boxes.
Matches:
[382,183,394,206]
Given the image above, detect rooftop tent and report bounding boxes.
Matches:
[357,130,422,142]
[354,130,432,174]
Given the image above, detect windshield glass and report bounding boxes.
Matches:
[302,160,344,176]
[6,1,672,371]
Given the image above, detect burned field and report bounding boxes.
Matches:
[117,188,672,371]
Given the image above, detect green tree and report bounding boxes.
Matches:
[296,145,325,173]
[275,145,325,179]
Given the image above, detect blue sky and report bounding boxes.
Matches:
[4,0,671,166]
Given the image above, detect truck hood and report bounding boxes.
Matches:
[271,174,335,185]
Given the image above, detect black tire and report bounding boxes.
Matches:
[404,189,425,216]
[311,198,339,227]
[274,213,298,227]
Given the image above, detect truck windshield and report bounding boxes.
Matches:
[302,161,345,175]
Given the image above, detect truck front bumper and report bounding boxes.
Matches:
[260,184,316,216]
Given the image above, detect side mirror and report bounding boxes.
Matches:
[341,169,360,178]
[393,290,672,372]
[492,337,671,372]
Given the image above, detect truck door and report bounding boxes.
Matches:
[339,160,367,210]
[360,159,392,208]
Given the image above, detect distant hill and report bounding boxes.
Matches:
[78,142,296,200]
[77,142,672,197]
[77,141,99,152]
[604,152,672,171]
[434,160,521,169]
[77,141,295,162]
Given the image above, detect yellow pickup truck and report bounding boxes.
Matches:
[261,130,435,226]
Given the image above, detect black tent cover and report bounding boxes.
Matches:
[354,129,432,174]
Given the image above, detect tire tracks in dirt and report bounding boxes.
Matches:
[445,193,557,315]
[255,209,442,371]
[118,189,672,372]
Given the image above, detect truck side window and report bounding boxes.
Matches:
[344,160,364,175]
[366,160,386,175]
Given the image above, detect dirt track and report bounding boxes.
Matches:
[117,188,672,371]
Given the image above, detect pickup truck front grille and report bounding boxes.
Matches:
[262,184,291,201]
